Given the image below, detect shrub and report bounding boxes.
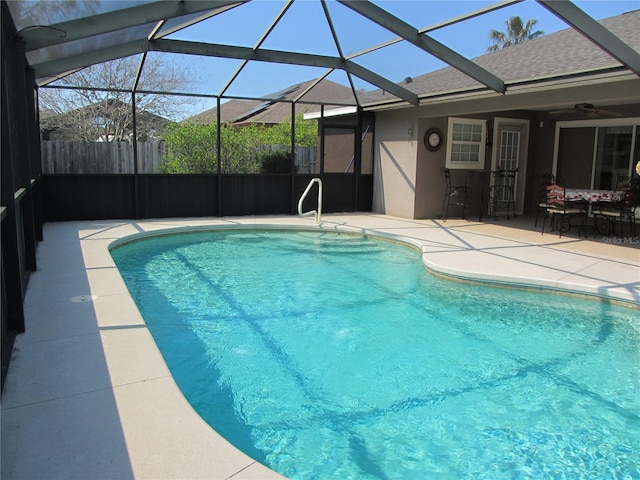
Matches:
[161,113,317,174]
[259,150,295,174]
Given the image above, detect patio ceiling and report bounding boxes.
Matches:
[7,0,640,111]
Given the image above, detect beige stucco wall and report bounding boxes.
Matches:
[373,109,471,220]
[415,117,449,219]
[371,109,420,218]
[372,110,474,220]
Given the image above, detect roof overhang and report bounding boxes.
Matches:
[304,106,358,120]
[323,68,640,118]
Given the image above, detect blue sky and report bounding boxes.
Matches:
[160,0,639,117]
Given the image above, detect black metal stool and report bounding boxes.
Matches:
[489,169,517,219]
[440,168,473,221]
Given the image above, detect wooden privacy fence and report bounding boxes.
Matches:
[41,141,317,174]
[41,141,165,174]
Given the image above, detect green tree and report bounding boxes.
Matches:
[487,16,544,52]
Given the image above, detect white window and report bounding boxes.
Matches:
[446,117,487,169]
[94,116,114,127]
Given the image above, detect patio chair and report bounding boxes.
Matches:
[592,184,637,236]
[614,175,631,191]
[440,167,473,221]
[534,173,555,227]
[489,169,517,220]
[541,182,587,238]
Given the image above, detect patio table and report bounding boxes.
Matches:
[548,188,625,236]
[563,188,624,203]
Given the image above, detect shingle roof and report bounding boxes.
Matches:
[188,79,354,125]
[362,9,640,104]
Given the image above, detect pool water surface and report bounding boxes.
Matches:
[111,229,639,480]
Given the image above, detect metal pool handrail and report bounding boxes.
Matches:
[298,177,322,223]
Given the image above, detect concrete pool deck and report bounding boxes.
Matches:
[2,213,638,479]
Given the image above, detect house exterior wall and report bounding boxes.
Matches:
[376,106,608,220]
[373,91,640,221]
[372,109,420,218]
[323,128,355,173]
[415,117,449,219]
[413,109,540,218]
[415,112,502,220]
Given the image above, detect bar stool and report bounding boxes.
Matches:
[440,168,473,221]
[489,168,517,219]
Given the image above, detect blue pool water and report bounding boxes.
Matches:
[111,229,640,480]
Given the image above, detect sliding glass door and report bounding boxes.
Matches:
[593,126,634,189]
[554,119,639,189]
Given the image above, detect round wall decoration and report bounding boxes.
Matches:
[424,128,443,151]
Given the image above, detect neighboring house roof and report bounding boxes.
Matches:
[188,79,354,125]
[41,99,171,140]
[361,9,640,105]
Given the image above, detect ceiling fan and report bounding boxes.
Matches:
[549,103,623,118]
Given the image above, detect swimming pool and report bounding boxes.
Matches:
[111,228,639,480]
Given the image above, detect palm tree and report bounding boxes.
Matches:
[487,16,544,52]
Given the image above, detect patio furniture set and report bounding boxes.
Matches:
[538,174,637,238]
[441,168,637,239]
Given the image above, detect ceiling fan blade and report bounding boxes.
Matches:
[549,109,574,115]
[549,103,623,117]
[593,108,623,117]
